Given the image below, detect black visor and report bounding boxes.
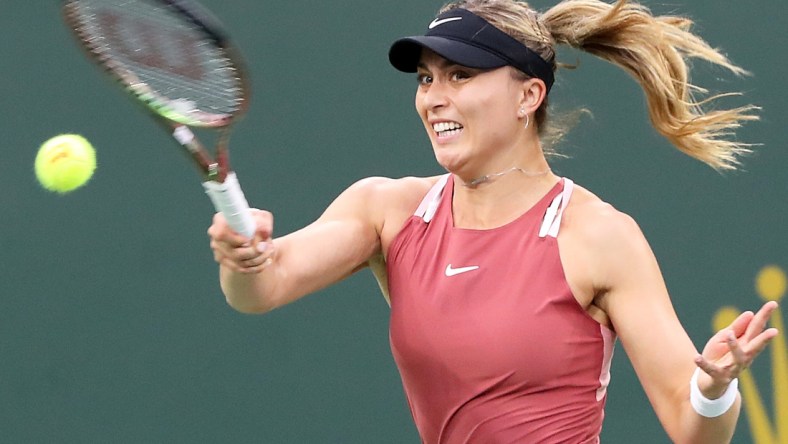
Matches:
[389,8,554,93]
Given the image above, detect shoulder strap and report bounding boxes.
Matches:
[539,178,574,238]
[414,174,450,223]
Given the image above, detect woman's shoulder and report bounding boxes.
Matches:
[357,174,443,189]
[340,176,441,257]
[564,182,646,247]
[348,174,443,204]
[338,173,443,224]
[561,181,657,299]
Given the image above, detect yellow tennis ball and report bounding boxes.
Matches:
[35,134,97,193]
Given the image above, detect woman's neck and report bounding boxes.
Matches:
[451,167,559,230]
[462,165,551,187]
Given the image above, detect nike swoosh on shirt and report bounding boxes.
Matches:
[445,264,480,277]
[428,17,462,29]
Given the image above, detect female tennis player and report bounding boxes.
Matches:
[207,0,778,442]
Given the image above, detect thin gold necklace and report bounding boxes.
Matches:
[464,166,551,187]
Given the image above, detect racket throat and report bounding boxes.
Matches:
[172,125,229,182]
[207,162,221,180]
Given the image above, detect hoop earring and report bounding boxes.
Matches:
[519,107,530,129]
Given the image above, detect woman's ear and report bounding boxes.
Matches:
[519,77,547,115]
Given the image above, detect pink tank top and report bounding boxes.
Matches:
[387,175,615,444]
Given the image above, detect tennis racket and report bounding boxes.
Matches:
[62,0,256,238]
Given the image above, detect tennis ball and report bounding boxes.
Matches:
[35,134,96,193]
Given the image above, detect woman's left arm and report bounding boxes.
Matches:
[588,210,778,444]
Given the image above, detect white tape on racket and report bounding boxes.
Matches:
[173,126,195,145]
[203,172,255,238]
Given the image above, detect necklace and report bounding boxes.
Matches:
[464,166,551,187]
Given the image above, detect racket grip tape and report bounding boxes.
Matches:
[202,172,256,239]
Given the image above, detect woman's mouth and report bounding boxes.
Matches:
[433,121,464,138]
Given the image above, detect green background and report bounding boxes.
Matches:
[2,0,785,442]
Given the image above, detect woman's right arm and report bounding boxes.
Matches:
[207,177,394,314]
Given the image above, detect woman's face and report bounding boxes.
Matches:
[415,50,527,177]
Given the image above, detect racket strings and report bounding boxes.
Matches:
[69,0,245,120]
[121,61,241,113]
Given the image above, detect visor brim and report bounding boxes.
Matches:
[389,36,509,73]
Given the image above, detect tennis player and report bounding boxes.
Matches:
[207,1,778,442]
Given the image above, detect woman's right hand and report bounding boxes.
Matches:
[207,208,276,274]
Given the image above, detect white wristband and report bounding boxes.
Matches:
[690,367,739,418]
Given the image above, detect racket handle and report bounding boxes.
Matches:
[203,172,256,239]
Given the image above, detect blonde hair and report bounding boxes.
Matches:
[440,0,758,170]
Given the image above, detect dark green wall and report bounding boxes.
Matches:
[2,1,785,442]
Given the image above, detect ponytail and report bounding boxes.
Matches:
[541,0,758,170]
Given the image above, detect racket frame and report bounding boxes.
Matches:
[62,0,258,238]
[61,0,252,183]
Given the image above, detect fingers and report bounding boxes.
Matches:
[694,354,735,384]
[208,209,274,244]
[697,331,760,383]
[731,301,780,365]
[695,330,747,381]
[230,241,276,274]
[727,310,754,338]
[211,237,276,274]
[207,209,277,274]
[698,301,780,383]
[743,301,779,341]
[725,331,749,372]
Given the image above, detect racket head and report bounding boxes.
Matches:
[62,0,250,129]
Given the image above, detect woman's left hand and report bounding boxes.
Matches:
[695,300,779,397]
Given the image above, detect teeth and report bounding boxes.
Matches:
[432,121,463,134]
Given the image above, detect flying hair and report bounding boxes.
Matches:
[441,0,759,170]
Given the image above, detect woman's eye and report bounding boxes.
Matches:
[416,74,432,85]
[450,71,471,81]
